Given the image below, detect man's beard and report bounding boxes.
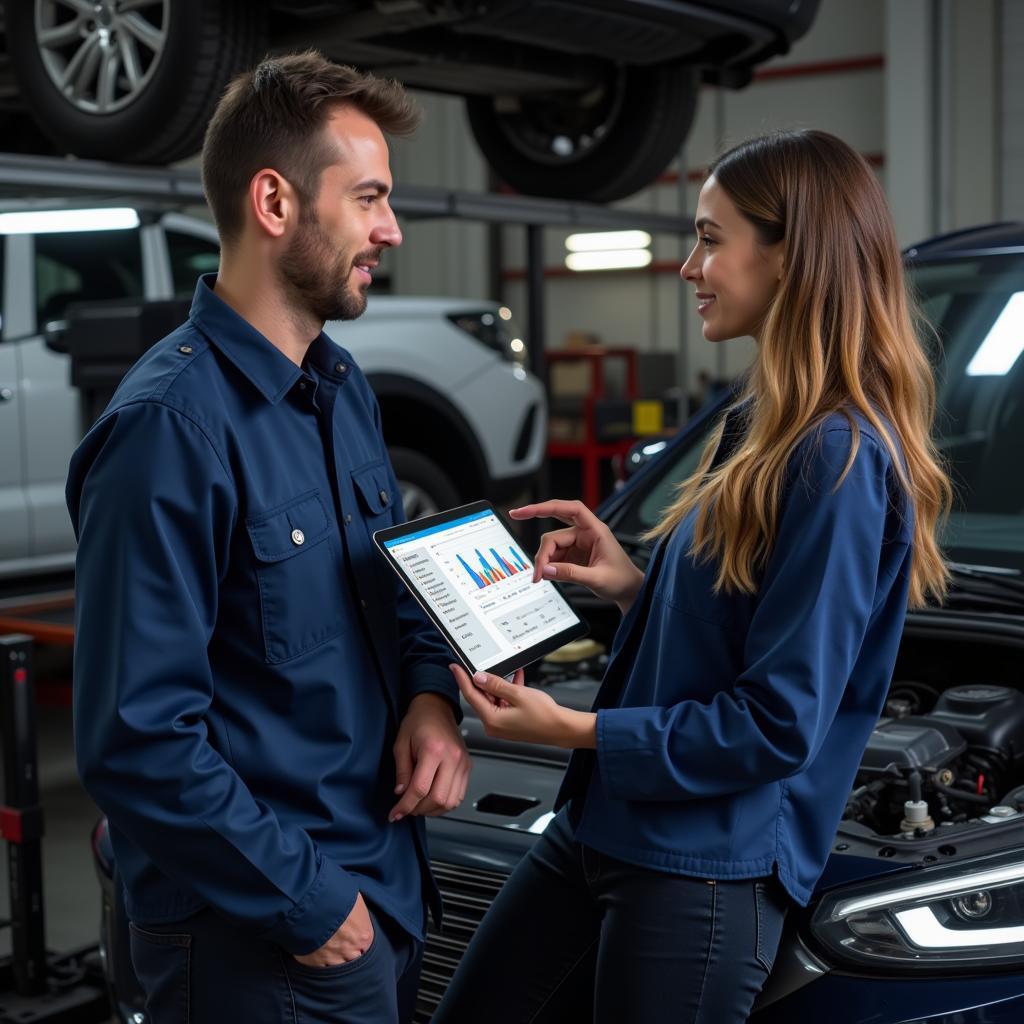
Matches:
[278,214,378,324]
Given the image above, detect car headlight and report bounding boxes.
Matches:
[812,850,1024,971]
[447,308,527,367]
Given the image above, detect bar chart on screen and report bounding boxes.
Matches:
[381,507,582,671]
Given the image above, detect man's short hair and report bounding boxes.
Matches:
[201,50,420,244]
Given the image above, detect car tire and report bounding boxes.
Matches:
[5,0,265,165]
[465,62,699,202]
[389,447,461,521]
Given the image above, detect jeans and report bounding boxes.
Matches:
[128,902,424,1024]
[433,808,788,1024]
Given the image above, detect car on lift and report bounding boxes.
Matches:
[0,0,820,202]
[0,205,545,581]
[93,220,1024,1023]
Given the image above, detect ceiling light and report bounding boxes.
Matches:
[565,249,653,272]
[0,208,140,235]
[565,230,652,253]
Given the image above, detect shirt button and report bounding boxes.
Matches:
[178,344,193,355]
[335,362,347,374]
[291,528,305,546]
[298,381,307,391]
[360,599,367,609]
[345,513,353,524]
[379,489,389,504]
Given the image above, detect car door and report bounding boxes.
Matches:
[0,234,31,569]
[22,223,145,561]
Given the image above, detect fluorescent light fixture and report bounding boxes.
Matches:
[0,207,140,235]
[565,249,653,272]
[565,230,652,252]
[966,291,1024,376]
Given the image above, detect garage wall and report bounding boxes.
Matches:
[387,92,490,300]
[886,0,999,248]
[1001,0,1024,219]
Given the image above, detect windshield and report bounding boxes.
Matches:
[615,251,1024,571]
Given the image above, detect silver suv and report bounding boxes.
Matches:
[0,206,546,580]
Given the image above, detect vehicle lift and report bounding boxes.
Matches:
[1,629,109,1023]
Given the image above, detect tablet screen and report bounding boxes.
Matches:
[375,503,587,676]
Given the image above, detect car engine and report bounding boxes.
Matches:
[845,683,1024,836]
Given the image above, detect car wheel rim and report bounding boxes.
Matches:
[400,482,440,521]
[492,68,626,168]
[35,0,169,116]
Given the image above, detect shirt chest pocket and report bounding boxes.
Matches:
[350,459,397,528]
[245,490,344,664]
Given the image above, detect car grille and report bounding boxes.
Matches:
[414,860,508,1023]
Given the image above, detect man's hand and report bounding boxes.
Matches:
[452,664,597,749]
[389,692,470,823]
[293,892,374,967]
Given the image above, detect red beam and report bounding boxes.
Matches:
[753,54,884,81]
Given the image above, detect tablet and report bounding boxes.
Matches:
[374,501,589,678]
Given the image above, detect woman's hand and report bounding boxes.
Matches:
[509,499,645,614]
[451,664,596,749]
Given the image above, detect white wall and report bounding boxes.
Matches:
[1001,0,1024,219]
[388,91,491,299]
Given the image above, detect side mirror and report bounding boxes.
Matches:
[43,320,69,353]
[622,437,668,478]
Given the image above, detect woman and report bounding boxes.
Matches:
[434,130,951,1023]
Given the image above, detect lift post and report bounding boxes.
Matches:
[0,633,109,1022]
[0,634,47,995]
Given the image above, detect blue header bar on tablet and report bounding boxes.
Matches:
[383,509,493,547]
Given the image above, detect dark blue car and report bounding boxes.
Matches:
[420,222,1024,1023]
[94,222,1024,1022]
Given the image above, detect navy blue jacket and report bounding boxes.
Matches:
[560,410,914,905]
[67,276,459,953]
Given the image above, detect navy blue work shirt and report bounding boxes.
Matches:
[67,274,459,954]
[559,409,914,905]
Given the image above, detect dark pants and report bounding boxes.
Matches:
[129,903,423,1024]
[433,809,788,1024]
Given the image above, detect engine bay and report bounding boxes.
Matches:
[530,630,1024,846]
[845,681,1024,836]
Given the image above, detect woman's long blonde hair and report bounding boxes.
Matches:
[647,130,950,608]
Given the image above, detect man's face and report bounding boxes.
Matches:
[278,106,402,323]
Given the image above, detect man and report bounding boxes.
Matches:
[67,51,469,1024]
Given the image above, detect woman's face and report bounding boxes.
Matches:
[681,175,784,343]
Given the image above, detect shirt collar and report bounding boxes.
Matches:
[188,274,351,405]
